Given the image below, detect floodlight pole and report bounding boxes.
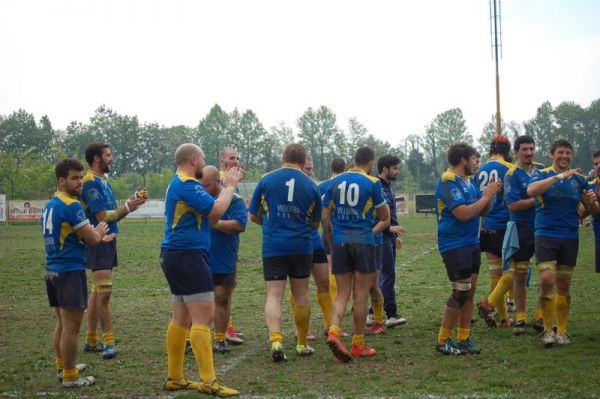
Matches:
[490,0,503,136]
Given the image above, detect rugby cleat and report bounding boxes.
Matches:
[555,332,571,345]
[436,339,464,356]
[541,331,556,348]
[213,340,230,354]
[164,379,199,391]
[365,323,385,335]
[499,318,513,328]
[513,320,527,335]
[102,344,116,359]
[477,299,497,328]
[56,363,86,382]
[62,376,95,388]
[506,299,516,313]
[533,319,544,332]
[366,313,374,326]
[83,342,104,353]
[295,344,315,356]
[351,344,376,357]
[226,327,244,345]
[198,379,239,397]
[326,333,352,363]
[384,315,407,328]
[458,337,481,354]
[271,342,287,362]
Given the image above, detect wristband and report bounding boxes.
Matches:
[554,173,565,181]
[125,201,131,213]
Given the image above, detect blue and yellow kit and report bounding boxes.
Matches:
[248,164,321,257]
[42,192,90,272]
[435,169,482,253]
[161,172,215,251]
[504,163,544,227]
[530,167,591,239]
[475,156,513,229]
[209,194,248,274]
[587,177,599,240]
[81,171,118,234]
[322,168,386,245]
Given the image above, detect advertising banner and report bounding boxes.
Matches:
[415,194,436,214]
[395,194,408,216]
[0,194,6,222]
[127,200,165,218]
[8,200,48,221]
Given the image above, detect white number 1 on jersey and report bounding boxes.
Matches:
[285,178,295,202]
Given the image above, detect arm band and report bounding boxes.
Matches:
[103,210,119,222]
[124,200,131,212]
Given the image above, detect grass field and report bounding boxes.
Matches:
[1,217,599,398]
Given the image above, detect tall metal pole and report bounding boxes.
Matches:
[491,0,502,136]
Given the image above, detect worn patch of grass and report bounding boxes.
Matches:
[1,217,599,398]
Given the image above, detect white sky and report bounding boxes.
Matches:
[1,0,599,146]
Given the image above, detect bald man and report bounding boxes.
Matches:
[201,166,248,354]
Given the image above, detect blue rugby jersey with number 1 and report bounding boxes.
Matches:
[248,163,322,257]
[475,156,513,229]
[322,168,386,245]
[435,169,482,253]
[42,192,90,272]
[161,171,215,251]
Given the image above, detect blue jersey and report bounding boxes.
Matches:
[435,169,482,253]
[81,171,119,234]
[248,164,322,257]
[42,192,90,272]
[475,157,513,229]
[504,163,544,227]
[161,172,215,251]
[219,170,240,194]
[322,168,387,245]
[209,194,247,274]
[587,178,599,240]
[530,167,590,239]
[318,179,334,197]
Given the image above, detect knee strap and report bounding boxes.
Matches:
[538,261,557,274]
[94,278,113,294]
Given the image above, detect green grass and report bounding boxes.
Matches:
[1,217,599,398]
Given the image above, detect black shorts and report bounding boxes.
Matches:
[322,233,331,255]
[331,243,377,274]
[312,248,328,264]
[86,239,118,271]
[160,250,213,295]
[512,224,535,262]
[480,228,506,257]
[263,255,312,281]
[212,273,236,287]
[441,244,481,281]
[374,244,383,271]
[535,236,579,267]
[45,270,88,309]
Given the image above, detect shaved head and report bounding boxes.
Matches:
[175,143,203,166]
[200,165,221,196]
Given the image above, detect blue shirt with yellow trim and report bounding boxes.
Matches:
[322,168,387,245]
[81,171,118,234]
[504,163,543,227]
[248,164,322,257]
[161,172,215,251]
[209,194,247,274]
[435,169,482,253]
[475,157,513,229]
[530,167,590,239]
[42,192,90,272]
[219,170,241,194]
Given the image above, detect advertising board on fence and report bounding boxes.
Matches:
[415,194,436,214]
[8,200,48,221]
[0,195,6,222]
[126,200,165,218]
[395,194,408,216]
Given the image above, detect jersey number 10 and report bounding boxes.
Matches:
[337,181,360,206]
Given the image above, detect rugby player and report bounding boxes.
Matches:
[435,143,501,355]
[200,165,247,354]
[248,144,322,361]
[81,143,146,359]
[475,135,514,328]
[527,139,595,347]
[580,151,600,273]
[160,144,241,395]
[43,159,113,388]
[322,147,390,362]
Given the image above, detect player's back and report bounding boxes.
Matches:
[476,157,512,229]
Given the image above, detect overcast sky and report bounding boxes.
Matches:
[1,0,599,146]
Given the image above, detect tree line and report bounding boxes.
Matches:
[1,99,598,200]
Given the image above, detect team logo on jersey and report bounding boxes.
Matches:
[76,209,86,222]
[88,188,99,201]
[450,188,463,201]
[194,185,204,194]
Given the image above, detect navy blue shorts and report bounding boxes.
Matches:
[86,239,118,271]
[263,255,312,281]
[312,248,328,264]
[374,244,383,271]
[45,270,88,309]
[480,228,505,258]
[331,243,377,274]
[535,236,579,267]
[160,250,213,295]
[212,273,236,287]
[441,244,481,281]
[512,224,535,262]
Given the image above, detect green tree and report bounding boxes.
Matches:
[0,109,54,159]
[297,106,339,180]
[198,104,235,166]
[237,110,267,170]
[524,101,558,162]
[423,108,471,177]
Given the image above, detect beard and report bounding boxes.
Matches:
[100,160,110,174]
[195,167,203,180]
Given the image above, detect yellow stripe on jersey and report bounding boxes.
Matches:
[172,201,202,230]
[437,199,446,222]
[540,166,556,173]
[362,198,373,218]
[56,191,79,206]
[536,195,544,208]
[347,168,379,183]
[59,222,75,251]
[260,195,269,216]
[307,201,315,217]
[177,171,199,183]
[488,155,514,169]
[441,169,458,183]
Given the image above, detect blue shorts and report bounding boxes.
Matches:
[512,224,535,262]
[45,270,88,309]
[312,248,328,264]
[160,250,213,295]
[263,255,312,281]
[374,244,383,271]
[480,228,505,258]
[441,244,481,281]
[331,243,377,274]
[212,273,236,287]
[86,239,118,271]
[535,236,579,267]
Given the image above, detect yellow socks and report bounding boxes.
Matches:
[228,316,233,329]
[438,327,452,344]
[190,324,216,384]
[269,331,283,345]
[351,334,364,347]
[317,292,333,329]
[457,328,470,342]
[86,332,99,346]
[539,292,555,332]
[372,296,385,325]
[294,305,311,346]
[62,367,78,382]
[534,305,543,321]
[55,356,63,371]
[289,291,296,314]
[214,332,226,342]
[102,331,115,346]
[516,312,527,323]
[555,293,571,334]
[488,259,502,292]
[329,325,341,338]
[166,321,187,382]
[329,273,337,303]
[488,272,513,321]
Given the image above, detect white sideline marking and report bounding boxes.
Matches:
[216,345,261,375]
[398,244,437,268]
